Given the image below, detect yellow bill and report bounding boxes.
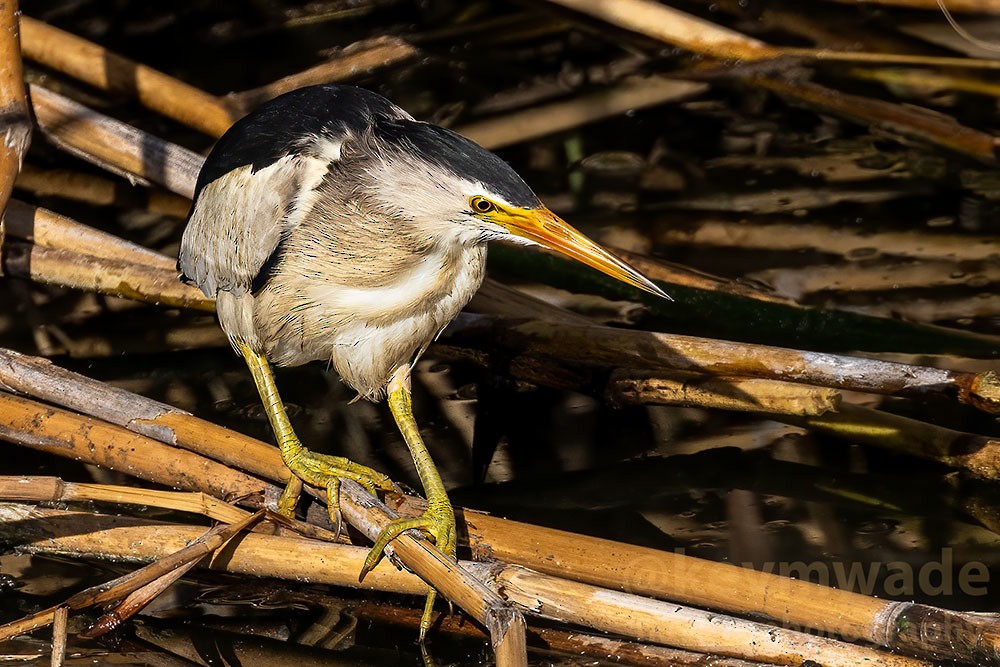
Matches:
[496,207,672,300]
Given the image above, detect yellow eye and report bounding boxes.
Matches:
[471,196,496,214]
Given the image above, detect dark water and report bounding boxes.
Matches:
[3,1,999,665]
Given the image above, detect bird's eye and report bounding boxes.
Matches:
[471,196,496,214]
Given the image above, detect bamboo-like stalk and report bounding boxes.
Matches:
[542,0,778,60]
[456,76,707,150]
[794,403,1000,478]
[469,563,930,667]
[0,347,287,483]
[355,601,778,667]
[227,36,418,113]
[14,166,191,218]
[4,200,177,269]
[2,507,932,667]
[28,84,202,198]
[424,500,1000,666]
[747,259,1000,301]
[443,315,1000,415]
[1,373,993,664]
[0,509,263,641]
[752,76,998,164]
[1,241,213,311]
[0,475,250,524]
[607,369,842,416]
[656,217,1000,263]
[0,392,275,502]
[0,0,32,240]
[19,16,237,137]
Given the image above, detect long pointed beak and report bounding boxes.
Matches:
[496,207,672,300]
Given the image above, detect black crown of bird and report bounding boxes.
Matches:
[179,84,669,637]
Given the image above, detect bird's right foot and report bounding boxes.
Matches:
[280,448,396,529]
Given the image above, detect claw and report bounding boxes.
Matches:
[325,477,344,541]
[358,501,457,581]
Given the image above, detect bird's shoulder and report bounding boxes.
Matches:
[193,85,410,201]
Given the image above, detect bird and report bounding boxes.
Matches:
[178,84,668,637]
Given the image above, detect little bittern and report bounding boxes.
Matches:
[179,84,667,636]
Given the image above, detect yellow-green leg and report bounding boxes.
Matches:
[359,364,456,641]
[236,339,395,526]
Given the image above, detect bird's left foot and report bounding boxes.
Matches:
[359,497,456,639]
[359,497,457,579]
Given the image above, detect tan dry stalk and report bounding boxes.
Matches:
[427,500,1000,666]
[752,76,999,164]
[0,476,251,524]
[14,166,191,218]
[5,507,927,667]
[468,317,1000,415]
[28,84,202,198]
[607,370,842,416]
[0,392,275,502]
[655,218,999,263]
[354,601,779,667]
[0,347,290,483]
[0,0,31,237]
[796,403,1000,479]
[542,0,778,60]
[0,510,264,642]
[469,563,930,667]
[19,16,237,137]
[50,606,67,667]
[1,504,425,595]
[1,241,214,311]
[228,36,418,113]
[332,479,528,666]
[457,76,707,150]
[4,200,178,269]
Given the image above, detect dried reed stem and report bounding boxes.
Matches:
[0,475,250,524]
[431,501,1000,666]
[608,370,842,416]
[0,392,275,502]
[0,509,263,642]
[4,507,928,666]
[542,0,778,60]
[333,479,528,666]
[20,15,237,137]
[1,241,213,311]
[0,347,289,482]
[457,76,707,150]
[227,36,418,113]
[446,315,1000,414]
[14,166,191,217]
[4,199,177,269]
[28,84,202,197]
[0,0,31,240]
[470,563,930,667]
